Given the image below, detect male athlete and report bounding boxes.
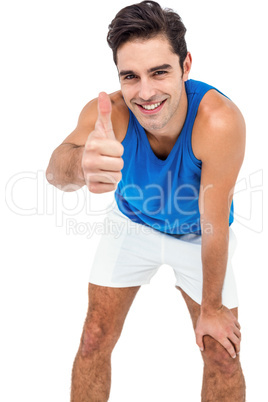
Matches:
[46,1,246,400]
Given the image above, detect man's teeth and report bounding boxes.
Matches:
[141,101,163,110]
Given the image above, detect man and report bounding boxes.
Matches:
[46,1,246,400]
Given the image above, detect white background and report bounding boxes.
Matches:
[1,0,267,401]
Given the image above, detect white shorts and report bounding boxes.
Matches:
[89,205,239,309]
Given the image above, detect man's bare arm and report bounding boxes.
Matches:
[46,92,127,192]
[46,143,85,192]
[46,98,98,191]
[193,93,246,358]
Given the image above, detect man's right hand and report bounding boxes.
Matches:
[82,92,124,193]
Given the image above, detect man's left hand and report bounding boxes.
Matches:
[195,305,241,359]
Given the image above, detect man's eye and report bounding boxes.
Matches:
[125,75,136,80]
[154,71,167,76]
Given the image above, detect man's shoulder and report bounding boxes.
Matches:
[192,89,245,161]
[198,89,240,126]
[109,90,125,106]
[79,90,129,142]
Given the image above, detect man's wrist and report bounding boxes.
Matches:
[201,300,223,313]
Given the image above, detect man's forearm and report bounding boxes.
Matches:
[46,143,85,191]
[196,226,241,359]
[201,228,229,311]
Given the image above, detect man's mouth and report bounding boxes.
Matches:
[136,99,166,114]
[140,101,164,110]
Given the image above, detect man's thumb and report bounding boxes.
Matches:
[97,92,115,139]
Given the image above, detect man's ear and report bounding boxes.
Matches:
[182,52,192,81]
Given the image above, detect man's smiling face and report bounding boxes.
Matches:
[117,35,191,136]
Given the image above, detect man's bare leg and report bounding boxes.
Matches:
[71,283,140,402]
[177,287,246,401]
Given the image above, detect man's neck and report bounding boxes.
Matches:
[145,84,188,159]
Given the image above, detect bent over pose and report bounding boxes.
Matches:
[47,2,246,401]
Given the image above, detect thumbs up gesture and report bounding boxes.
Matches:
[82,92,124,193]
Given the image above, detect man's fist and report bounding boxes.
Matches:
[82,92,124,193]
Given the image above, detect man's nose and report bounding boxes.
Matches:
[138,78,157,101]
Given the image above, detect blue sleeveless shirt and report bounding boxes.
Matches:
[115,79,234,235]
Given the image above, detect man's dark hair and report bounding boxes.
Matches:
[107,1,188,71]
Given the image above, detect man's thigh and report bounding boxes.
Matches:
[177,286,238,329]
[84,283,140,335]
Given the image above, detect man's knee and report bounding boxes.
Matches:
[80,322,120,358]
[202,335,240,377]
